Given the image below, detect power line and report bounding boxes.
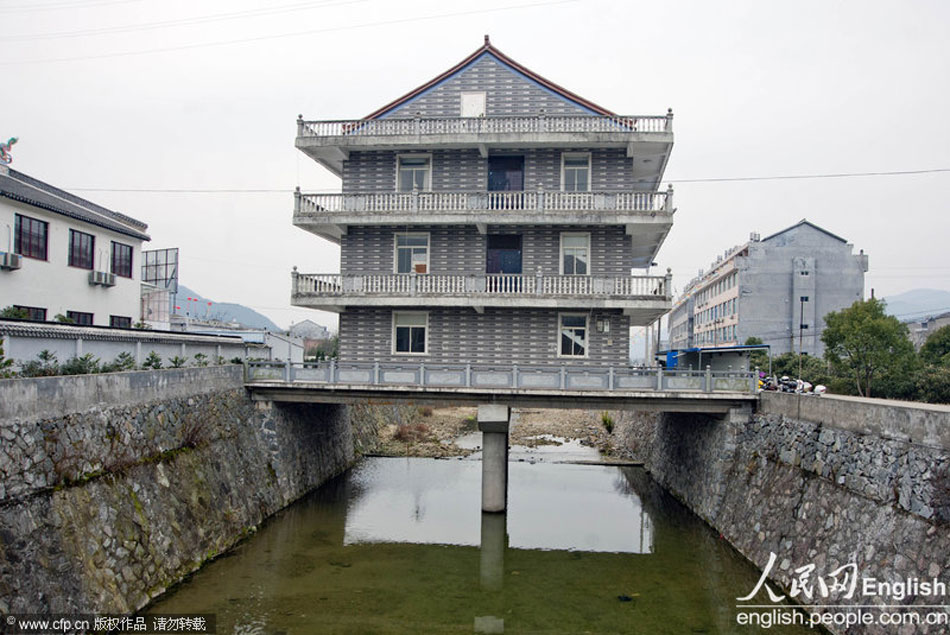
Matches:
[2,0,580,65]
[0,0,140,13]
[668,168,950,184]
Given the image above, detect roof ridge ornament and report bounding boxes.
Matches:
[484,34,490,45]
[0,137,17,165]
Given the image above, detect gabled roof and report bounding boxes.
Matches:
[761,219,848,244]
[363,35,617,120]
[0,168,150,241]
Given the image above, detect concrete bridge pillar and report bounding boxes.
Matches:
[478,404,510,513]
[479,511,507,590]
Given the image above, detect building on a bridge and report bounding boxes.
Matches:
[668,220,868,357]
[291,36,675,369]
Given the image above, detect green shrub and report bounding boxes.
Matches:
[169,355,187,368]
[19,350,60,377]
[601,411,615,434]
[60,353,100,375]
[102,352,136,373]
[193,353,209,367]
[142,351,163,370]
[0,306,29,320]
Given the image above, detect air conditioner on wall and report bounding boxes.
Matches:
[0,252,22,270]
[88,270,116,287]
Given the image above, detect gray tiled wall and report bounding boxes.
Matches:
[342,148,636,193]
[339,307,630,366]
[340,225,635,276]
[382,54,593,118]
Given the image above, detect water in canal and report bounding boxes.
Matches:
[149,442,815,634]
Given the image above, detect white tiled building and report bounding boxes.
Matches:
[0,167,150,327]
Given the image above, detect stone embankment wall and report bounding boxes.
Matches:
[618,393,950,635]
[0,367,385,615]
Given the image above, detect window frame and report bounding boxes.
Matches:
[559,232,591,276]
[560,152,592,192]
[14,305,46,321]
[66,310,94,326]
[14,213,48,261]
[68,229,95,270]
[111,241,133,278]
[392,311,428,356]
[557,312,589,359]
[393,232,431,274]
[110,315,132,328]
[395,153,432,192]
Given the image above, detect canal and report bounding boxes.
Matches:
[149,439,816,634]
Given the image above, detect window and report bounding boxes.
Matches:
[397,155,431,192]
[561,233,590,275]
[559,313,588,357]
[14,214,48,260]
[460,92,486,117]
[14,305,46,321]
[66,311,93,325]
[110,315,132,328]
[562,153,591,192]
[68,230,95,269]
[111,242,133,278]
[394,233,429,274]
[800,296,809,303]
[393,312,427,354]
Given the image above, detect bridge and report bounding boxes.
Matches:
[244,360,758,513]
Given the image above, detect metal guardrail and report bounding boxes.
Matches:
[245,361,756,394]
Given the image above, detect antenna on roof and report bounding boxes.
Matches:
[484,34,491,45]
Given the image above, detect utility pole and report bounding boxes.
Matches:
[798,296,805,381]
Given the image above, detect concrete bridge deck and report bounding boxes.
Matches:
[245,361,758,413]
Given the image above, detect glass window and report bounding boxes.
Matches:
[397,156,430,192]
[111,242,133,278]
[561,233,589,275]
[68,230,95,269]
[110,315,132,328]
[559,314,588,357]
[562,154,590,192]
[14,214,48,260]
[66,310,93,325]
[395,234,429,274]
[14,305,46,321]
[394,312,426,354]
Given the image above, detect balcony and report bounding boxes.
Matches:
[295,113,674,181]
[294,188,674,267]
[291,271,672,323]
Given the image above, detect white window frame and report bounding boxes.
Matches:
[393,232,431,274]
[560,152,592,192]
[559,232,591,276]
[395,153,432,192]
[392,311,429,356]
[460,91,487,117]
[557,312,589,359]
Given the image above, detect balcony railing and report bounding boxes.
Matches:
[292,272,672,300]
[297,112,673,139]
[294,188,673,216]
[246,360,755,394]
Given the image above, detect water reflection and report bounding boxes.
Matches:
[344,458,652,554]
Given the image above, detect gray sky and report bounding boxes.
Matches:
[4,0,949,330]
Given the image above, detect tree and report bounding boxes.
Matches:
[744,336,769,372]
[921,325,950,366]
[0,306,29,320]
[821,298,915,398]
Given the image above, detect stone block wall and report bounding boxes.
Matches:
[618,393,950,635]
[0,367,383,615]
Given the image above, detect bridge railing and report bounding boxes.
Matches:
[245,361,756,394]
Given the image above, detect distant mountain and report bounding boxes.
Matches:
[882,289,950,322]
[177,284,282,332]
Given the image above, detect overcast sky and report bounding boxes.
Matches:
[3,0,949,331]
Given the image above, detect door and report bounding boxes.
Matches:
[487,155,525,210]
[486,234,523,293]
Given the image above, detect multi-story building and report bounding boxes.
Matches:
[0,166,150,327]
[669,220,868,357]
[291,37,675,370]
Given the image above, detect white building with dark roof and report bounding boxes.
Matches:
[0,166,150,327]
[669,220,868,357]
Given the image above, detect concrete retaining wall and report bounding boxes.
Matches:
[0,368,383,615]
[619,393,950,635]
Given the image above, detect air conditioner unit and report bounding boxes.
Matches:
[0,252,22,270]
[88,270,116,287]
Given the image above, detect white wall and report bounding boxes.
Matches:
[0,197,144,325]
